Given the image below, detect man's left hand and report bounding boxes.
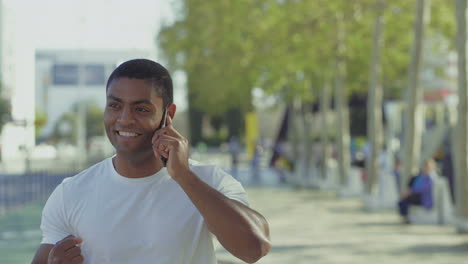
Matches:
[152,115,190,180]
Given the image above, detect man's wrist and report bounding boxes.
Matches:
[172,166,195,185]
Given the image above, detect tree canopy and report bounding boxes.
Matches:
[158,0,455,133]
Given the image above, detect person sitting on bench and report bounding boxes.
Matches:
[397,159,436,224]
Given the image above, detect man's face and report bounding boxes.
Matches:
[104,78,164,157]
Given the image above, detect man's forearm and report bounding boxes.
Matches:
[175,169,271,263]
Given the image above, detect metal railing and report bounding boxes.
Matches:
[0,171,78,216]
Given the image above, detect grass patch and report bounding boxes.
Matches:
[0,201,45,264]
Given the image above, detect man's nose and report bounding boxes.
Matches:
[117,107,135,125]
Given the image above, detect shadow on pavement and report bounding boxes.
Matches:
[392,242,468,255]
[353,221,402,227]
[327,206,367,214]
[271,243,353,253]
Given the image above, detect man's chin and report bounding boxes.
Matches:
[115,146,154,158]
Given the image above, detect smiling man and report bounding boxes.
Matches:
[32,59,271,264]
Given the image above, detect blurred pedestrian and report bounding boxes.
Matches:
[251,140,263,183]
[32,59,271,264]
[441,136,455,203]
[228,136,240,178]
[397,159,436,224]
[393,158,402,193]
[271,140,291,184]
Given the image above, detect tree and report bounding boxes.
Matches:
[52,101,103,143]
[455,0,468,233]
[401,0,431,193]
[35,109,48,139]
[365,0,385,196]
[53,111,76,143]
[85,103,104,139]
[0,82,10,133]
[334,10,352,189]
[319,83,332,182]
[157,0,455,181]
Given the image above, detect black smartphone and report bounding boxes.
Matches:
[159,109,168,166]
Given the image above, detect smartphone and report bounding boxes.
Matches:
[159,109,168,166]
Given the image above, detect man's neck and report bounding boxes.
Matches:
[113,153,164,178]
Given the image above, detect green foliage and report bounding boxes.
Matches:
[0,96,10,129]
[53,111,77,143]
[158,0,455,125]
[381,1,416,97]
[35,110,47,139]
[86,104,104,139]
[382,0,455,98]
[203,134,228,148]
[429,0,455,45]
[0,83,10,133]
[159,1,261,114]
[52,101,104,143]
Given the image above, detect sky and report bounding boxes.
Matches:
[10,0,175,51]
[4,0,188,112]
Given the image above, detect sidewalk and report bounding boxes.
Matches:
[1,157,467,264]
[215,186,468,264]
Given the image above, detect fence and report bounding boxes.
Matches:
[0,151,236,218]
[0,171,77,216]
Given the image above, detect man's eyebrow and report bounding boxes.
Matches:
[107,94,153,105]
[107,95,123,102]
[132,99,153,105]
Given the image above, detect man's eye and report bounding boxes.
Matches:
[136,107,149,112]
[108,103,119,108]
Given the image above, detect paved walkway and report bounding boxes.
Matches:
[216,186,468,264]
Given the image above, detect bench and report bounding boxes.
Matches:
[363,170,399,211]
[408,176,454,225]
[338,167,364,198]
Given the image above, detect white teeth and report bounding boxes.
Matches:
[119,131,138,137]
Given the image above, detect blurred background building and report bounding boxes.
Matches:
[0,0,35,171]
[35,49,149,138]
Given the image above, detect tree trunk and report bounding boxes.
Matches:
[401,0,430,192]
[290,97,303,186]
[187,81,204,145]
[455,0,468,233]
[365,0,385,195]
[320,83,332,181]
[335,62,351,187]
[301,103,314,186]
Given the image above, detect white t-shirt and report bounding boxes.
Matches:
[40,158,248,264]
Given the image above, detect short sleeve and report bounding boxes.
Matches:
[40,183,72,244]
[212,167,249,206]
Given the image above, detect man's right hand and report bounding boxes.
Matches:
[47,235,84,264]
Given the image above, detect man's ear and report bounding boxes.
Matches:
[167,104,177,120]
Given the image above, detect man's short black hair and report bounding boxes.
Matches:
[106,59,173,108]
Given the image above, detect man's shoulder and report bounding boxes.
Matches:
[189,160,217,178]
[61,158,110,189]
[189,160,237,186]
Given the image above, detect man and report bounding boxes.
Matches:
[397,159,436,224]
[32,59,271,264]
[228,135,240,178]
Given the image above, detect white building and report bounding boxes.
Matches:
[35,49,149,138]
[0,1,3,81]
[0,0,37,172]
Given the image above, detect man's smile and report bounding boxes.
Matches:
[116,130,142,138]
